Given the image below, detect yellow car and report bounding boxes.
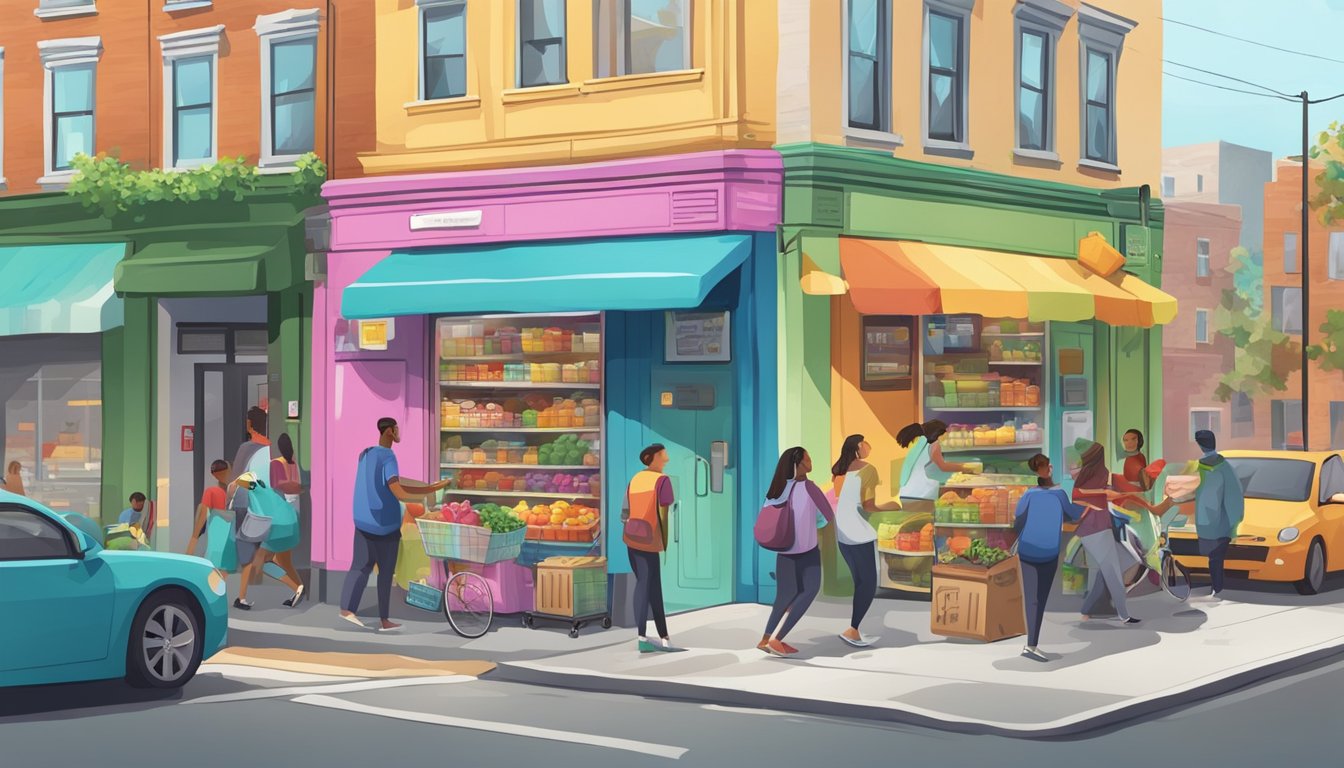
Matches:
[1168,450,1344,595]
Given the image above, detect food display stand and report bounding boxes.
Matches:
[929,471,1034,642]
[434,313,606,618]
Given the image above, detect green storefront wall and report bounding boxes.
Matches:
[0,178,318,525]
[775,143,1166,597]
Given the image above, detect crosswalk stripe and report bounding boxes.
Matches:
[186,675,475,705]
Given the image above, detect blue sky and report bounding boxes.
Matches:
[1163,0,1344,157]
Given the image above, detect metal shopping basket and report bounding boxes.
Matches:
[415,519,526,638]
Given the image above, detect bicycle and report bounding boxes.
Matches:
[416,503,527,638]
[1116,502,1192,602]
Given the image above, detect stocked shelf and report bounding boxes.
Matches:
[442,463,590,471]
[440,352,598,362]
[981,332,1045,338]
[443,427,599,434]
[879,547,936,557]
[934,523,1015,530]
[927,406,1043,412]
[441,381,601,390]
[446,489,601,501]
[942,443,1043,453]
[986,361,1042,367]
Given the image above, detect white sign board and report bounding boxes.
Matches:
[409,210,483,230]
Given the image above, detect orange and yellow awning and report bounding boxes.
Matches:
[823,238,1176,328]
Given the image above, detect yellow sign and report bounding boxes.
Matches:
[660,391,674,407]
[359,320,389,350]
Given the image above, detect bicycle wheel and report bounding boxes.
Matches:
[1161,553,1192,602]
[443,570,493,638]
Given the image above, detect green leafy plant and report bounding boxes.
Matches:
[66,151,326,216]
[1310,121,1344,225]
[1226,246,1264,318]
[1213,285,1301,402]
[1306,309,1344,375]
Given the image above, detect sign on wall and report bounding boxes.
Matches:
[665,311,731,363]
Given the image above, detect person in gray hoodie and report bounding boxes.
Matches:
[1192,429,1245,601]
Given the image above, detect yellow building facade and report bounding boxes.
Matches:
[360,0,778,175]
[779,0,1162,189]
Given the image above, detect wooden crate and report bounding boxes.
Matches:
[930,558,1026,642]
[535,556,607,618]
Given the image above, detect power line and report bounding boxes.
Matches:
[1163,59,1296,99]
[1162,71,1297,102]
[1310,92,1344,104]
[1163,17,1344,66]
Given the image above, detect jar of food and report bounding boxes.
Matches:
[1026,385,1041,406]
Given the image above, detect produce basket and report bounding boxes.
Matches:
[417,519,526,564]
[406,579,445,612]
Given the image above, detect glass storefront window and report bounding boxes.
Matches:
[861,316,914,391]
[0,335,102,517]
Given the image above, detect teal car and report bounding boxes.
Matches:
[0,489,228,689]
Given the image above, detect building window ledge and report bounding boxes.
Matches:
[164,0,213,11]
[37,171,76,190]
[501,83,582,105]
[34,5,98,20]
[404,95,482,116]
[579,68,704,94]
[845,128,904,151]
[1014,147,1061,164]
[257,163,300,175]
[1078,158,1122,174]
[923,139,975,160]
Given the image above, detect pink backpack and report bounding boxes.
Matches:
[754,498,796,552]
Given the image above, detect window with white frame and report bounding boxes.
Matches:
[845,0,891,133]
[420,0,467,101]
[254,10,319,168]
[1161,175,1174,196]
[38,37,101,182]
[160,26,223,169]
[518,0,567,88]
[1014,0,1070,156]
[1196,237,1210,278]
[1272,286,1303,335]
[594,0,690,79]
[1195,308,1210,344]
[923,0,972,150]
[1190,408,1222,438]
[1232,392,1254,438]
[1328,232,1344,280]
[1077,3,1135,169]
[1285,231,1299,274]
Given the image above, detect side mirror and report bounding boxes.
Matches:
[1330,493,1344,505]
[75,530,98,556]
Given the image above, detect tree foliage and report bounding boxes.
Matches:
[66,152,327,217]
[1310,121,1344,225]
[1212,282,1301,402]
[1226,246,1263,318]
[1306,309,1344,375]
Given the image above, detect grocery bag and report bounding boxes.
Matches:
[204,514,238,573]
[394,522,433,591]
[1164,474,1201,504]
[250,481,300,553]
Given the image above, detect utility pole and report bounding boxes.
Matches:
[1301,91,1311,451]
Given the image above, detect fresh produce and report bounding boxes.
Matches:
[961,538,1012,567]
[477,503,525,533]
[948,536,973,555]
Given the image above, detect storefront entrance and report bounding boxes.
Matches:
[193,362,268,507]
[648,364,735,612]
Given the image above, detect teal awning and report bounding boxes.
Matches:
[341,234,753,318]
[0,243,128,336]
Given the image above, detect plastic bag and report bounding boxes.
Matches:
[204,514,238,573]
[249,482,300,553]
[394,522,433,591]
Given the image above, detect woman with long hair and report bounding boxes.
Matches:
[759,447,834,657]
[1014,453,1085,661]
[894,420,976,515]
[262,433,307,606]
[830,435,900,647]
[1071,439,1137,624]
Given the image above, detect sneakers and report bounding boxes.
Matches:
[840,633,876,648]
[1021,646,1049,662]
[338,611,365,629]
[1122,617,1141,625]
[638,639,662,654]
[283,585,305,607]
[232,598,253,611]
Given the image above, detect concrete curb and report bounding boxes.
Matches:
[493,636,1344,737]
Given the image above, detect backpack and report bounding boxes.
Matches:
[247,481,300,552]
[754,496,796,552]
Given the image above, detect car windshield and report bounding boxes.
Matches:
[1226,458,1315,502]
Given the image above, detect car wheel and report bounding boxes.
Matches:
[1296,540,1327,596]
[125,589,204,689]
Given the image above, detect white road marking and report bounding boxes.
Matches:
[701,704,793,717]
[198,663,364,685]
[187,675,476,705]
[291,694,690,760]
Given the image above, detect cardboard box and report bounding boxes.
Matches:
[930,558,1026,642]
[535,556,606,618]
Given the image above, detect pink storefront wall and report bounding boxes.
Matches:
[312,150,782,572]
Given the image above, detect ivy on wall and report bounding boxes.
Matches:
[66,152,327,217]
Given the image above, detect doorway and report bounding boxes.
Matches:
[193,363,268,509]
[647,365,735,612]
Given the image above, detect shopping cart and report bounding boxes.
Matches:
[417,515,527,638]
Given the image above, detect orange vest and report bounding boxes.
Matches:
[624,470,669,553]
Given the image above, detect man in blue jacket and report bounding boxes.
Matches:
[1192,430,1245,602]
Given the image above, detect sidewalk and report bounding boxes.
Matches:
[224,580,1344,736]
[496,586,1344,736]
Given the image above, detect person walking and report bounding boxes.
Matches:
[1015,453,1085,661]
[1071,439,1139,624]
[339,417,450,632]
[895,420,977,517]
[622,443,686,654]
[759,447,834,657]
[186,459,232,562]
[229,407,276,610]
[260,433,307,607]
[1191,430,1245,602]
[830,434,900,648]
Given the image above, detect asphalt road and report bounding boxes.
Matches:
[0,647,1335,768]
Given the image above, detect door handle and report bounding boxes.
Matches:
[710,441,728,493]
[695,456,710,497]
[672,500,681,544]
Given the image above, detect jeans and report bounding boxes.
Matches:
[1021,558,1058,647]
[340,528,401,620]
[838,541,878,630]
[1200,537,1232,593]
[1080,530,1131,619]
[629,549,668,639]
[765,548,822,640]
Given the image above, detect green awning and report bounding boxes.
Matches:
[0,243,128,336]
[114,239,293,297]
[341,234,752,318]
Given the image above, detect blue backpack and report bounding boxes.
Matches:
[248,480,300,553]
